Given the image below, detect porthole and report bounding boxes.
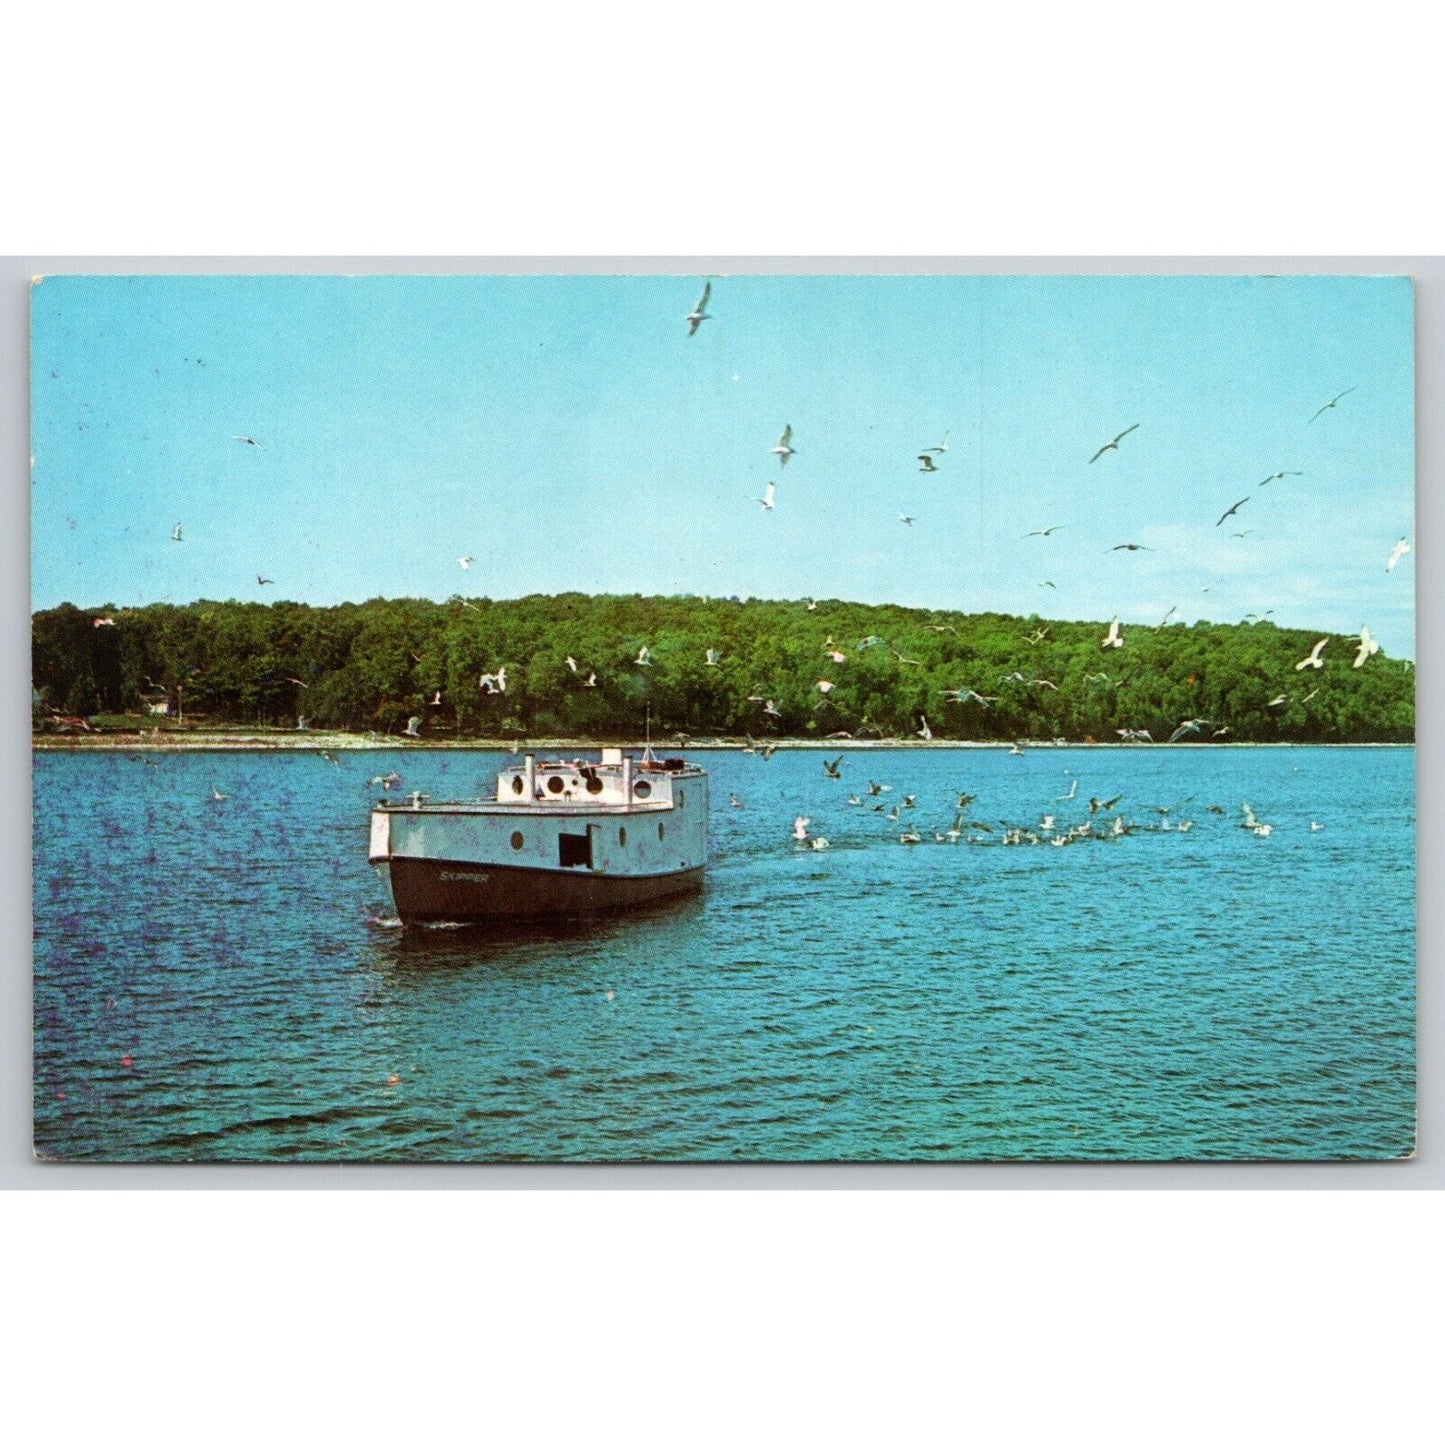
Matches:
[510,831,524,851]
[658,822,665,840]
[547,775,565,794]
[511,775,524,795]
[619,826,627,847]
[634,780,652,799]
[585,776,603,794]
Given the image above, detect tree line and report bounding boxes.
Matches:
[32,593,1415,743]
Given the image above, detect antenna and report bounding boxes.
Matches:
[643,705,655,763]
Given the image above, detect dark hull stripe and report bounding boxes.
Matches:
[386,856,705,923]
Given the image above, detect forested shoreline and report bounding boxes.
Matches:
[32,594,1415,744]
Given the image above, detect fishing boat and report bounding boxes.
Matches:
[368,748,708,924]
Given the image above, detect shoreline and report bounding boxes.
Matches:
[30,731,1416,753]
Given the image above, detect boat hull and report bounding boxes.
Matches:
[385,856,705,924]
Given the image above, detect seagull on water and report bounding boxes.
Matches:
[686,281,712,336]
[1101,617,1123,650]
[771,425,795,467]
[792,815,811,843]
[1088,423,1139,463]
[1353,626,1380,669]
[210,785,229,802]
[1386,537,1411,571]
[1308,386,1356,423]
[1295,638,1328,671]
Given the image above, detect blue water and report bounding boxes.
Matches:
[32,745,1415,1162]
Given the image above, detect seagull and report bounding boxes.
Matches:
[823,649,847,664]
[1089,794,1123,814]
[899,513,915,525]
[1158,605,1179,628]
[1300,687,1320,704]
[805,600,818,611]
[816,679,835,694]
[823,756,843,778]
[686,281,712,335]
[756,482,776,511]
[866,780,890,796]
[1386,537,1411,571]
[458,557,473,570]
[404,716,422,737]
[285,677,309,688]
[566,656,578,672]
[917,455,938,473]
[763,700,782,718]
[171,523,183,542]
[942,688,995,706]
[1353,626,1380,669]
[1029,678,1059,691]
[1258,470,1302,487]
[857,636,885,651]
[1295,638,1328,671]
[1088,423,1139,463]
[1109,542,1151,552]
[1230,531,1255,539]
[478,670,506,694]
[1308,386,1356,423]
[1216,497,1249,527]
[706,649,723,667]
[926,624,958,634]
[257,575,274,585]
[1267,694,1288,708]
[1038,581,1056,589]
[809,837,831,851]
[1058,776,1077,801]
[917,716,933,741]
[209,785,229,802]
[296,716,309,731]
[428,690,442,706]
[583,672,597,687]
[232,436,262,448]
[1025,525,1064,537]
[1168,718,1210,743]
[1025,627,1050,645]
[899,825,923,845]
[93,616,115,627]
[771,425,795,467]
[1101,617,1123,650]
[921,432,949,455]
[729,793,743,808]
[792,815,811,843]
[634,646,651,667]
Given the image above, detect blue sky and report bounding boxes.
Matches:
[30,273,1416,656]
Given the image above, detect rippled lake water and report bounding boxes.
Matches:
[32,744,1415,1162]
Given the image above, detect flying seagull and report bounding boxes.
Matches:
[1025,525,1064,537]
[823,757,843,779]
[171,523,182,542]
[634,646,651,667]
[705,649,722,667]
[1101,617,1124,650]
[232,436,262,448]
[921,432,949,455]
[404,716,422,737]
[899,513,915,526]
[458,557,473,569]
[1158,605,1179,628]
[917,716,933,741]
[1386,537,1411,571]
[1216,496,1249,527]
[1088,423,1139,464]
[756,481,776,511]
[1258,470,1302,487]
[257,575,274,585]
[686,281,712,336]
[1295,638,1328,671]
[917,454,938,473]
[1109,542,1151,552]
[1308,386,1357,423]
[1353,626,1380,669]
[771,425,795,467]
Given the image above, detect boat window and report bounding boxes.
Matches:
[658,822,665,840]
[585,775,603,794]
[511,775,524,795]
[634,780,652,799]
[558,833,591,868]
[547,775,566,794]
[510,831,524,851]
[619,826,627,847]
